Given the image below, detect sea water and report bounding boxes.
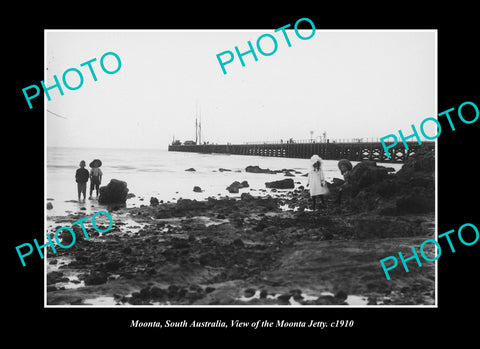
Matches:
[46,146,403,216]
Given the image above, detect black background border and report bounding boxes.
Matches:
[6,3,479,342]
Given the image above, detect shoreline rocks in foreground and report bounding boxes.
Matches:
[46,149,435,306]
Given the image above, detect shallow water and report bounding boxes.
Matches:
[345,295,368,305]
[56,274,85,290]
[47,147,402,216]
[83,296,116,305]
[236,290,368,305]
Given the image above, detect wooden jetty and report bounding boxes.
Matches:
[168,140,435,163]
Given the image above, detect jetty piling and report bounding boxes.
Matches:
[168,139,434,163]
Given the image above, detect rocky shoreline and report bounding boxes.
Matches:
[46,149,436,306]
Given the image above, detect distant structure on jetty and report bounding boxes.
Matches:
[168,137,434,163]
[170,112,434,162]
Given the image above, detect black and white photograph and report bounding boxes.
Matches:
[7,5,479,341]
[44,29,437,307]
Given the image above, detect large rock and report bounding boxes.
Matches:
[98,179,129,204]
[345,150,435,214]
[245,165,282,174]
[397,147,435,175]
[265,178,295,189]
[227,182,240,193]
[392,149,435,214]
[226,181,249,193]
[348,161,391,190]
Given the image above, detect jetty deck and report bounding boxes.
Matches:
[168,140,435,163]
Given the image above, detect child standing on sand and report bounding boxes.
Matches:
[89,161,103,199]
[75,160,89,202]
[307,155,329,210]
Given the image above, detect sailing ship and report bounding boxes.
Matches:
[172,104,202,146]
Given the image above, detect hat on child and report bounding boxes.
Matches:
[310,154,322,164]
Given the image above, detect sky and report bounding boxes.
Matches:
[45,29,436,149]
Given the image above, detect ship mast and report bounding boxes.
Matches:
[195,117,198,144]
[198,106,202,144]
[195,102,203,145]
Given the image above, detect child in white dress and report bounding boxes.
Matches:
[307,155,329,210]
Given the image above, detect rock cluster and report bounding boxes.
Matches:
[245,165,281,174]
[245,166,298,176]
[335,148,435,215]
[98,179,129,204]
[46,149,435,306]
[226,180,249,193]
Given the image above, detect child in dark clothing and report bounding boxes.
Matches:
[336,159,353,204]
[75,160,89,202]
[89,164,103,199]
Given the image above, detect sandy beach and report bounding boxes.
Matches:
[45,150,435,306]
